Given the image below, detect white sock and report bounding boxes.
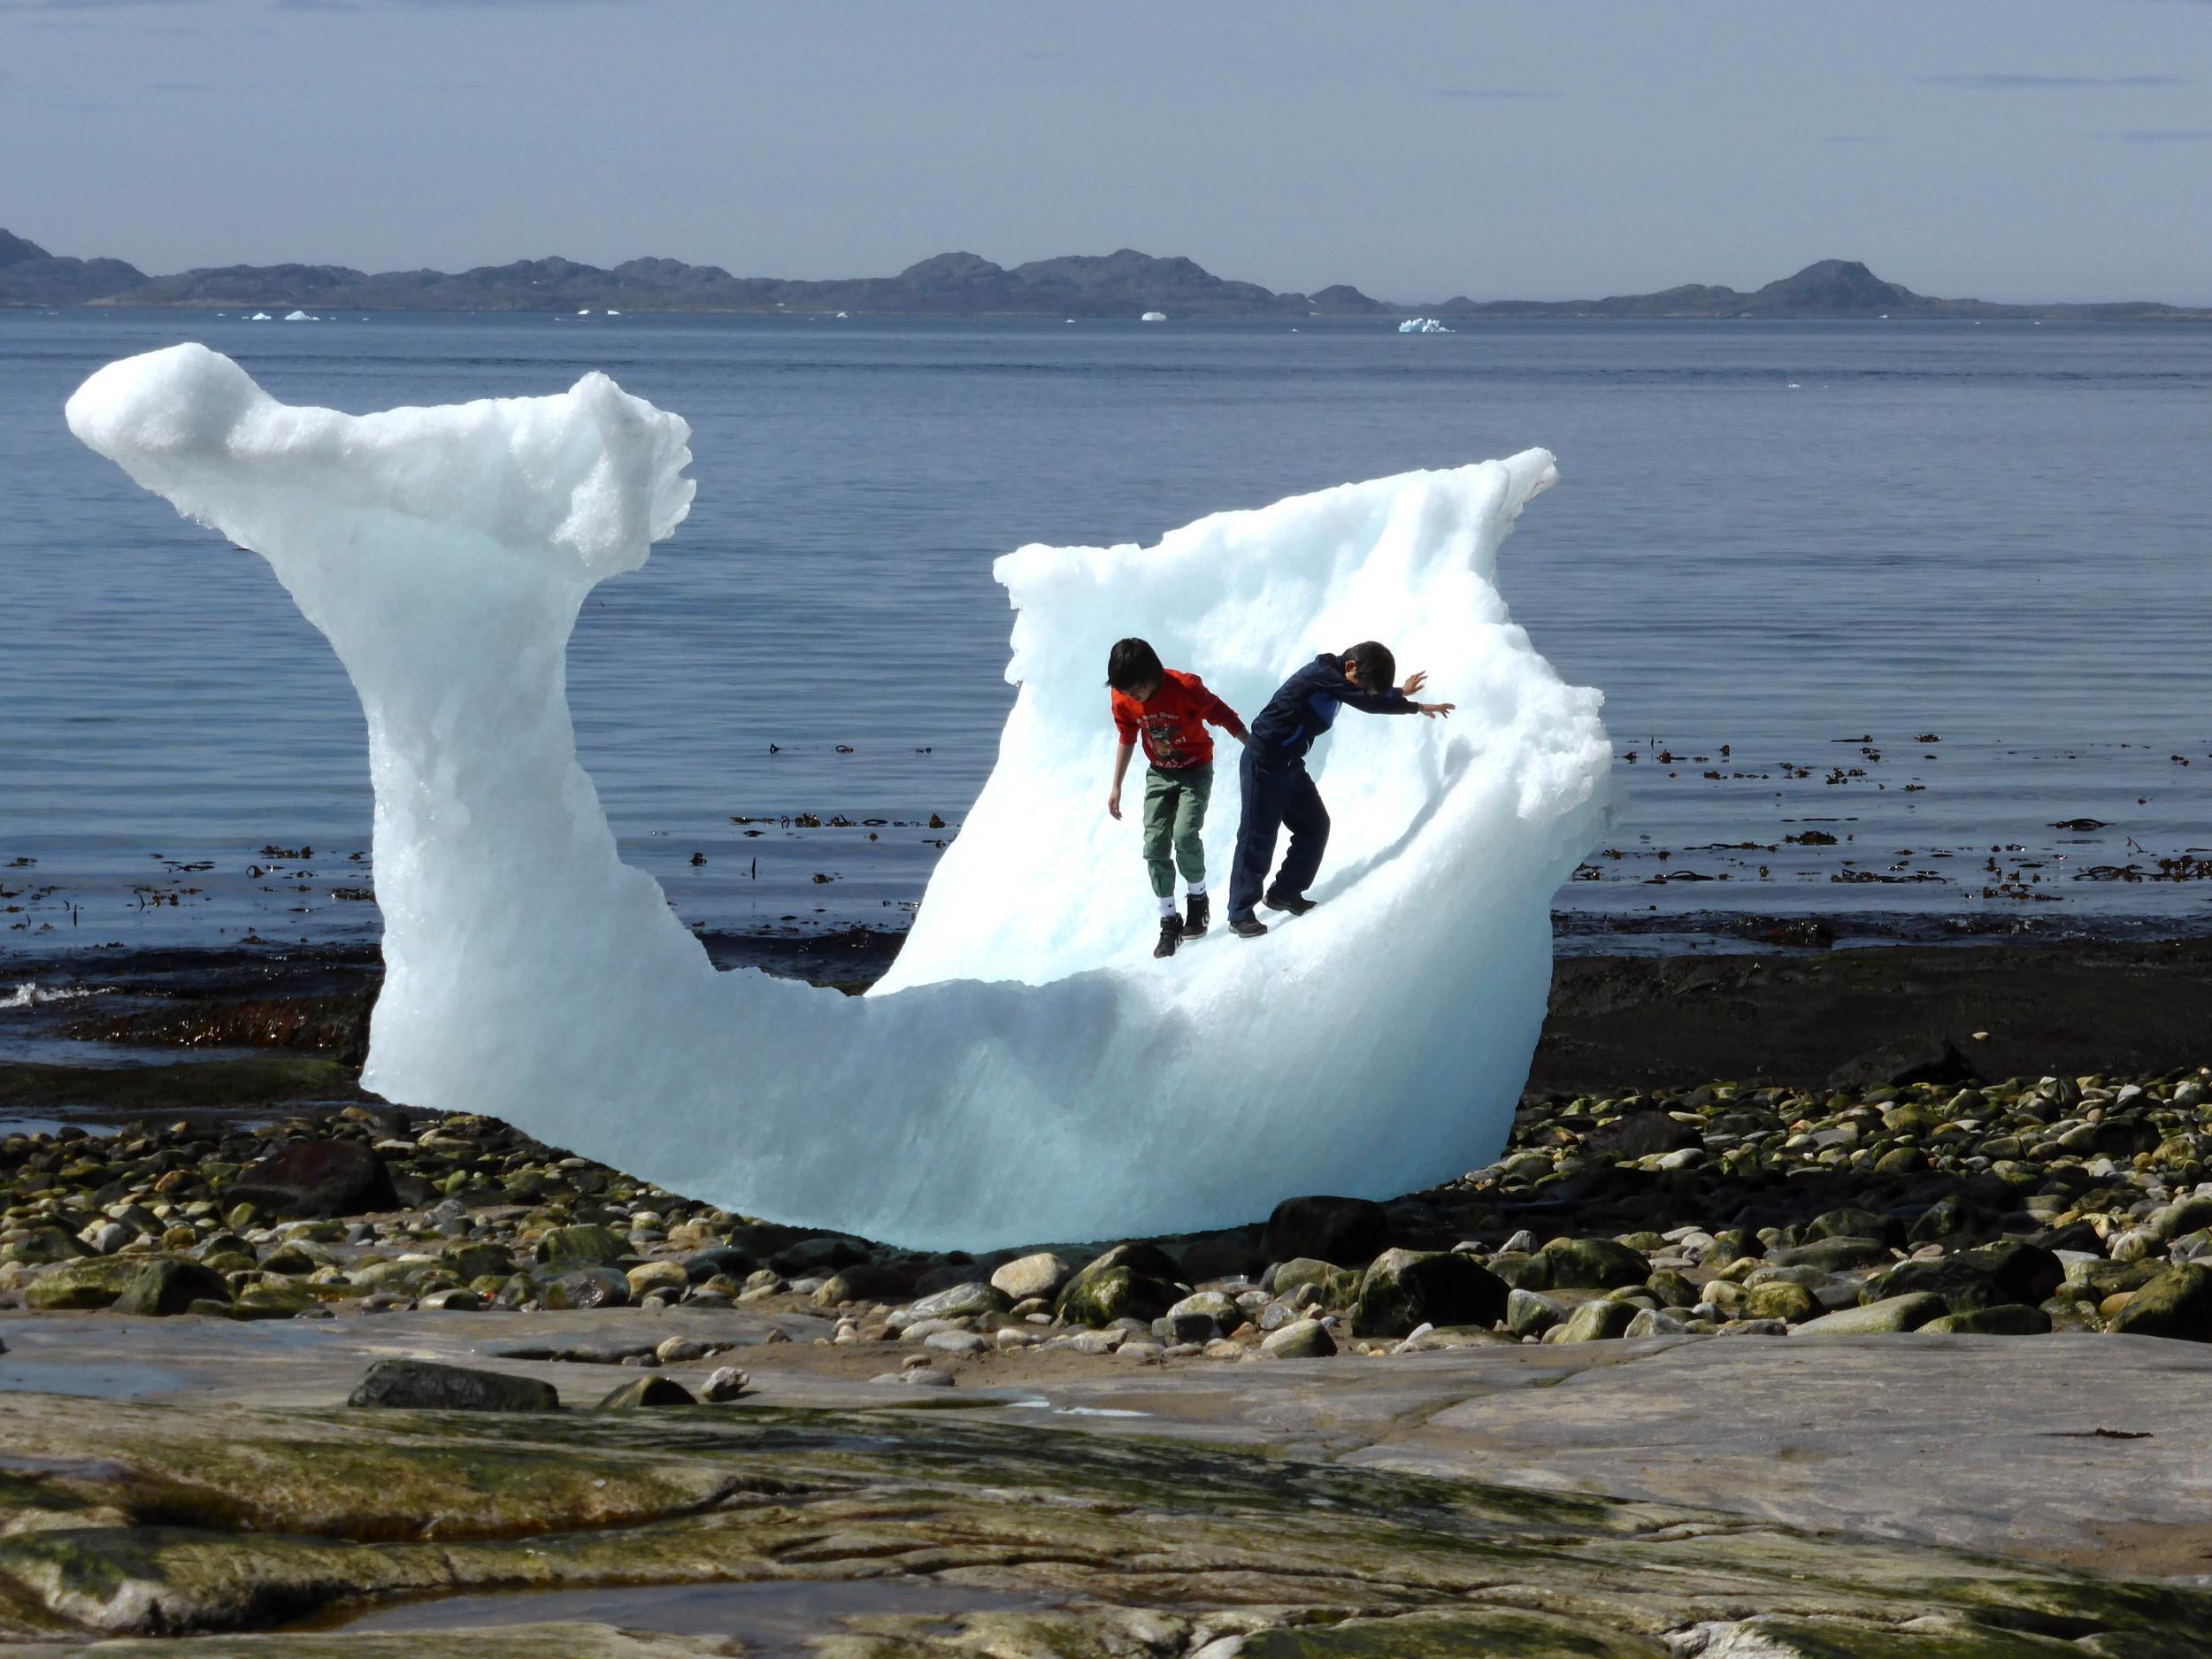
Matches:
[1187,883,1206,898]
[1158,895,1178,918]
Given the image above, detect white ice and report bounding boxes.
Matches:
[283,310,318,322]
[1398,317,1453,334]
[65,344,1611,1249]
[246,311,272,322]
[1140,311,1167,322]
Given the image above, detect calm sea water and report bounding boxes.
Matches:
[2,309,2208,967]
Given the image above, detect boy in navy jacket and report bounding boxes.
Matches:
[1225,641,1454,937]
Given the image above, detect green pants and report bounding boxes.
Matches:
[1141,763,1213,898]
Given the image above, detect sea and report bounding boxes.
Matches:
[3,308,2208,987]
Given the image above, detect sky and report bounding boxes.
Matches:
[4,0,2210,304]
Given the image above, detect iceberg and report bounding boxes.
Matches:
[1398,317,1453,334]
[246,311,272,322]
[283,310,318,322]
[1140,311,1167,322]
[64,344,1611,1249]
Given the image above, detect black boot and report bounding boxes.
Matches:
[1229,915,1268,939]
[1183,892,1210,939]
[1263,888,1316,916]
[1153,914,1182,958]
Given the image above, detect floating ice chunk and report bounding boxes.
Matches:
[283,310,317,322]
[1140,311,1167,322]
[1398,317,1453,334]
[64,344,1611,1248]
[835,311,849,319]
[606,309,621,316]
[247,311,273,321]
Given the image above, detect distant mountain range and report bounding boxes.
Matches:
[2,230,2202,320]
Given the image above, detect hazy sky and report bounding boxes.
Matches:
[4,0,2209,303]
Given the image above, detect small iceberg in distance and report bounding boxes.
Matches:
[577,308,592,316]
[1140,310,1167,322]
[1398,317,1453,334]
[606,309,621,316]
[247,311,273,322]
[283,310,318,322]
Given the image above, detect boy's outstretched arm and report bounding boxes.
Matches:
[1107,740,1136,819]
[1402,668,1455,718]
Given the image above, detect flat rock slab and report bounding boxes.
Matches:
[2,1386,2208,1655]
[6,1311,2212,1584]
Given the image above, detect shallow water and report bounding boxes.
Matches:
[3,310,2207,961]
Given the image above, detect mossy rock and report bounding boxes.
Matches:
[1923,1303,2053,1336]
[2110,1264,2212,1342]
[1274,1256,1354,1310]
[536,1224,627,1269]
[1551,1299,1639,1343]
[1349,1248,1506,1339]
[1535,1236,1650,1290]
[114,1257,231,1317]
[24,1255,168,1310]
[1056,1244,1181,1328]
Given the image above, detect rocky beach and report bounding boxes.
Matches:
[6,940,2212,1655]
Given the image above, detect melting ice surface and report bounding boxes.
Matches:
[65,343,1612,1248]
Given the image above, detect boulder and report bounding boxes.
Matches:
[895,1280,1010,1327]
[1552,1299,1638,1343]
[1770,1237,1892,1274]
[1260,1195,1387,1268]
[1922,1303,2052,1336]
[1867,1240,2061,1313]
[1351,1248,1507,1339]
[2110,1264,2212,1342]
[1533,1236,1650,1290]
[1805,1207,1902,1246]
[1159,1290,1240,1344]
[1506,1288,1566,1339]
[348,1358,558,1411]
[224,1138,397,1220]
[2159,1194,2212,1241]
[113,1258,231,1317]
[1055,1245,1181,1329]
[597,1376,697,1409]
[540,1266,632,1310]
[1793,1294,1948,1335]
[535,1224,627,1269]
[1271,1257,1363,1309]
[626,1260,689,1299]
[1259,1317,1337,1358]
[24,1256,152,1310]
[989,1251,1074,1302]
[1745,1282,1819,1325]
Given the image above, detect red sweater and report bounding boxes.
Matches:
[1111,670,1248,770]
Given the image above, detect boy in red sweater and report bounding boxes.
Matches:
[1105,637,1248,958]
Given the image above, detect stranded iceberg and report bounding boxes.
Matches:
[65,343,1612,1248]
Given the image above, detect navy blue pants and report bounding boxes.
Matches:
[1227,748,1330,921]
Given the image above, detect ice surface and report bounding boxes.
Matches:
[1140,311,1167,322]
[65,343,1611,1248]
[1398,317,1454,334]
[283,310,318,322]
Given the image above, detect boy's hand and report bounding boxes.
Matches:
[1417,702,1455,719]
[1401,670,1429,696]
[1107,787,1123,819]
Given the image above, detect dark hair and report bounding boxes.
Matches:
[1106,637,1165,694]
[1343,641,1396,691]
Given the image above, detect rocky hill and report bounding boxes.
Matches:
[0,233,2200,319]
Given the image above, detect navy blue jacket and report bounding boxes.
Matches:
[1247,652,1417,764]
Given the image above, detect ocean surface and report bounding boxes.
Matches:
[3,308,2208,972]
